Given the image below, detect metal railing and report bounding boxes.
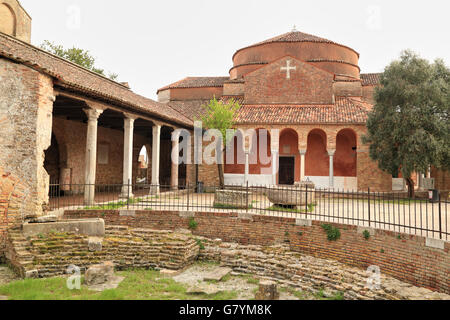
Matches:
[48,182,449,241]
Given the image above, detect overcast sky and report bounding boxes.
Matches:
[20,0,450,100]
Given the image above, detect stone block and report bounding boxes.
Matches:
[179,211,195,218]
[295,219,312,227]
[28,215,58,223]
[357,227,375,236]
[425,238,445,250]
[25,269,38,279]
[214,190,251,209]
[119,210,136,217]
[85,261,114,286]
[22,218,105,238]
[255,280,280,300]
[88,237,103,252]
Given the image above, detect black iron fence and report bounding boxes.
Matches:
[48,182,449,241]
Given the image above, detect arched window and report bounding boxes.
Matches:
[0,4,16,36]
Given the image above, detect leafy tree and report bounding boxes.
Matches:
[40,40,118,80]
[363,50,450,197]
[199,97,241,188]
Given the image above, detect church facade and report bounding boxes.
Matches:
[158,30,392,191]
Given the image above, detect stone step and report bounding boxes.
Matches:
[203,267,232,282]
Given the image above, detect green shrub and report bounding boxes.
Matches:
[321,224,341,241]
[196,239,205,250]
[363,230,371,240]
[188,217,198,230]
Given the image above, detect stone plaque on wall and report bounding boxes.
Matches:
[283,145,291,154]
[392,178,406,191]
[98,144,109,165]
[422,178,435,190]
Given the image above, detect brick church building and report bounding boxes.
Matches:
[158,29,393,190]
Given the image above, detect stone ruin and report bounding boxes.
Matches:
[214,189,252,209]
[5,218,199,279]
[266,181,315,209]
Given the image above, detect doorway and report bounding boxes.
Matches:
[279,157,295,185]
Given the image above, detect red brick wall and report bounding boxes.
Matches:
[169,87,223,101]
[1,58,54,256]
[64,209,450,294]
[244,57,335,105]
[232,42,360,79]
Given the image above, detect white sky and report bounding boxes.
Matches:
[20,0,450,101]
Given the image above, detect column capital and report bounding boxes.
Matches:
[83,108,103,121]
[299,149,307,156]
[328,149,336,157]
[171,129,182,140]
[123,112,138,121]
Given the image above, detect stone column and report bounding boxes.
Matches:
[271,129,280,186]
[244,151,250,185]
[83,108,103,205]
[120,115,136,199]
[328,149,336,189]
[171,130,180,190]
[151,124,161,194]
[271,151,278,185]
[300,149,307,182]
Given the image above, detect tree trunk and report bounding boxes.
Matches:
[406,177,415,198]
[218,163,224,189]
[217,147,225,189]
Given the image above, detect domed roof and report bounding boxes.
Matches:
[254,31,336,46]
[233,30,358,59]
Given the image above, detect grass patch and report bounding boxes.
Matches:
[83,198,143,210]
[321,224,341,241]
[267,203,316,214]
[213,203,253,210]
[314,288,345,300]
[0,268,238,300]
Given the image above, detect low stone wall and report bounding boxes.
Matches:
[197,238,449,300]
[5,225,199,278]
[214,190,251,209]
[64,209,450,294]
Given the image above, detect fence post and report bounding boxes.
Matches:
[305,184,308,216]
[438,192,442,240]
[368,187,371,227]
[127,178,130,210]
[246,181,249,213]
[187,183,190,211]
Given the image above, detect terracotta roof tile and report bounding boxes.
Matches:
[361,73,381,86]
[234,97,369,125]
[168,100,209,121]
[157,76,229,93]
[234,31,359,59]
[0,32,192,127]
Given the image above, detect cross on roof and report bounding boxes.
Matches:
[281,60,297,79]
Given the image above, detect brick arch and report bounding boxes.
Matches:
[225,129,245,174]
[279,128,300,182]
[249,128,272,175]
[334,128,357,177]
[306,129,329,176]
[0,3,16,36]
